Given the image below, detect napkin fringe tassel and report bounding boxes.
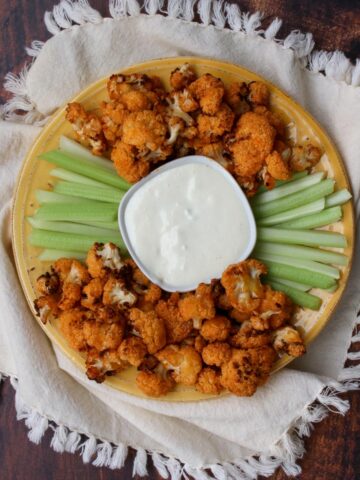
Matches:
[1,0,359,125]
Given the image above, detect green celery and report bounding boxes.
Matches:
[253,179,334,218]
[28,217,119,236]
[38,249,86,261]
[255,171,308,194]
[257,199,325,227]
[35,189,86,204]
[252,172,323,205]
[35,202,118,222]
[59,135,116,172]
[325,188,352,208]
[50,168,112,187]
[265,276,312,291]
[257,228,347,248]
[277,206,342,229]
[263,260,336,289]
[77,220,120,230]
[254,242,348,266]
[54,181,124,204]
[265,279,322,310]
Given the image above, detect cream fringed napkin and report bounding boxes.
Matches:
[1,1,360,478]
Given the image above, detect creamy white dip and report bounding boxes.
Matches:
[123,161,254,291]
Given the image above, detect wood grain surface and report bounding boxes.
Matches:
[1,1,359,479]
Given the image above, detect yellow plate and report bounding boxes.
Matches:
[12,57,355,401]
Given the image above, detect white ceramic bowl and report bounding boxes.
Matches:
[118,156,257,292]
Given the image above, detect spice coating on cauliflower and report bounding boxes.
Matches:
[103,276,137,309]
[196,368,223,395]
[136,367,175,397]
[156,344,202,386]
[202,342,231,367]
[170,63,197,91]
[118,336,148,367]
[129,308,166,354]
[272,326,306,357]
[200,316,231,342]
[111,141,150,183]
[155,294,193,344]
[188,73,225,115]
[86,243,124,278]
[178,283,215,325]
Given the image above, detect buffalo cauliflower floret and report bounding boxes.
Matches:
[257,286,294,330]
[200,316,231,342]
[188,73,225,115]
[86,348,128,382]
[111,141,150,183]
[272,326,306,357]
[196,141,234,172]
[178,283,216,327]
[122,110,167,151]
[170,63,197,90]
[221,260,267,313]
[58,308,89,351]
[81,277,106,310]
[103,276,137,309]
[53,259,90,310]
[265,150,291,180]
[36,271,59,296]
[136,365,175,397]
[220,346,277,396]
[83,319,125,352]
[156,345,202,386]
[290,143,322,171]
[196,368,223,395]
[230,321,272,349]
[229,309,251,323]
[86,242,124,278]
[100,101,129,144]
[248,81,269,105]
[155,294,193,344]
[197,104,235,142]
[253,105,286,136]
[194,335,207,353]
[118,336,148,367]
[94,305,124,324]
[167,92,194,126]
[34,294,59,324]
[107,73,161,101]
[225,81,250,114]
[177,89,199,113]
[202,342,231,367]
[129,308,166,354]
[66,103,107,155]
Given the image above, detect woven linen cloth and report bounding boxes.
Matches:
[1,2,360,478]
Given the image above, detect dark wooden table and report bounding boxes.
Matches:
[1,1,359,479]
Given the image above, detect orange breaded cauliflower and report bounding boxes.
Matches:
[229,309,251,323]
[81,277,106,310]
[200,316,231,342]
[220,346,277,396]
[194,335,207,353]
[272,326,306,357]
[100,101,129,144]
[196,368,223,395]
[34,294,59,324]
[225,81,250,114]
[290,143,322,171]
[195,141,233,172]
[86,242,125,278]
[228,112,276,177]
[83,318,125,352]
[178,283,216,327]
[167,92,195,126]
[177,89,199,113]
[230,321,272,349]
[136,366,175,397]
[36,271,59,296]
[202,342,231,367]
[122,110,167,151]
[129,308,166,354]
[188,73,225,115]
[265,150,291,180]
[247,81,270,106]
[103,276,137,309]
[221,260,267,313]
[256,286,294,330]
[111,141,150,183]
[58,308,89,351]
[156,344,202,386]
[94,305,123,324]
[118,336,148,367]
[53,259,90,310]
[170,63,197,91]
[86,348,128,382]
[252,106,286,137]
[197,104,235,142]
[107,73,163,102]
[155,294,193,344]
[66,103,107,155]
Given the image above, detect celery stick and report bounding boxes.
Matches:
[35,202,118,222]
[35,189,86,204]
[325,188,352,208]
[255,171,308,194]
[257,199,325,226]
[255,252,340,279]
[265,279,322,310]
[262,260,336,289]
[253,179,334,218]
[77,220,119,230]
[257,228,347,248]
[54,181,124,204]
[28,217,119,236]
[50,168,111,188]
[29,229,125,252]
[277,206,342,229]
[59,135,116,172]
[40,150,130,190]
[38,249,86,261]
[254,241,348,266]
[252,172,324,205]
[325,283,338,293]
[266,276,312,291]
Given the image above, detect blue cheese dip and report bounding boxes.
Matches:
[121,159,256,291]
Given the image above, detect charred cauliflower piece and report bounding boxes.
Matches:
[202,342,231,367]
[230,321,272,349]
[225,81,250,115]
[103,276,137,309]
[136,365,175,397]
[265,150,291,180]
[129,308,166,354]
[86,242,124,278]
[36,271,59,296]
[34,294,59,324]
[256,286,294,330]
[290,143,322,171]
[178,283,216,328]
[247,81,270,106]
[53,259,90,310]
[122,110,167,152]
[195,141,233,172]
[170,63,197,90]
[272,326,306,357]
[196,368,223,395]
[111,141,150,183]
[188,73,225,115]
[81,277,107,310]
[100,101,129,144]
[221,260,267,313]
[118,336,148,367]
[86,348,128,382]
[58,308,89,351]
[155,293,193,344]
[220,346,277,396]
[83,318,125,352]
[66,102,107,155]
[156,344,202,386]
[200,316,231,342]
[197,104,235,142]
